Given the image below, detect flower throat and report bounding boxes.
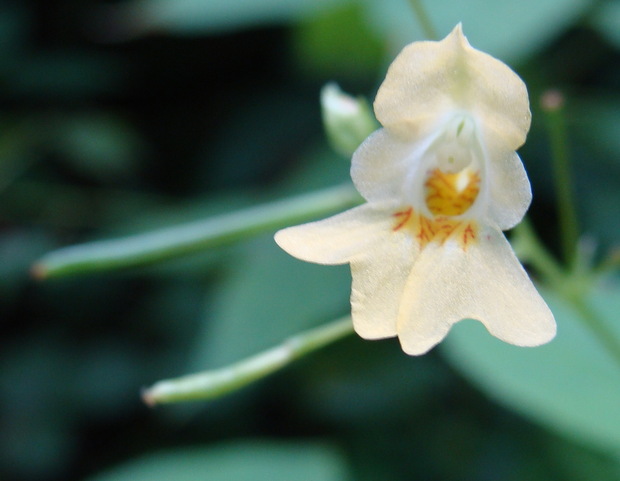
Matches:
[424,167,480,216]
[392,118,481,249]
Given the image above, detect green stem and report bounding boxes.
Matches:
[32,183,362,279]
[408,0,438,40]
[537,93,620,363]
[143,317,354,405]
[513,218,565,286]
[514,220,620,366]
[541,90,579,268]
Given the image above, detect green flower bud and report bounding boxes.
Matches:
[321,83,378,157]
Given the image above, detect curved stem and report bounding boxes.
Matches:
[32,183,361,279]
[143,317,354,405]
[541,90,579,268]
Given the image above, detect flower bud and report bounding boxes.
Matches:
[321,83,377,157]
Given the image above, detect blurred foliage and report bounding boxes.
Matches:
[444,285,620,455]
[86,442,348,481]
[1,1,620,481]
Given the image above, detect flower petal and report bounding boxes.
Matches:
[274,203,396,265]
[396,225,556,355]
[375,24,530,151]
[350,227,417,339]
[485,150,532,230]
[351,128,425,204]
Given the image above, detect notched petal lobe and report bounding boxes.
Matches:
[396,226,556,355]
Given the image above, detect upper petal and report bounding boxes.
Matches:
[274,203,396,265]
[396,225,556,355]
[374,24,531,151]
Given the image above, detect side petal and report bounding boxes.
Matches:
[351,128,424,204]
[350,227,417,339]
[375,24,530,151]
[274,203,395,265]
[396,225,556,355]
[485,150,532,230]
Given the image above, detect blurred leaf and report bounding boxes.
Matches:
[564,96,620,247]
[86,442,349,481]
[362,0,593,61]
[196,90,323,189]
[544,436,620,481]
[0,4,28,55]
[50,114,143,182]
[6,51,123,98]
[0,119,38,192]
[120,0,349,35]
[0,337,78,480]
[442,283,620,455]
[292,4,384,79]
[190,234,350,369]
[572,97,620,164]
[0,180,168,229]
[70,340,146,418]
[576,168,620,248]
[187,144,352,375]
[590,1,620,48]
[297,338,448,426]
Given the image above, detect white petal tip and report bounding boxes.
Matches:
[273,228,295,254]
[451,23,464,37]
[506,322,557,348]
[446,23,469,49]
[400,343,437,356]
[397,329,449,356]
[483,306,557,348]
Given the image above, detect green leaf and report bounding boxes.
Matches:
[362,0,594,62]
[85,442,349,481]
[442,283,620,455]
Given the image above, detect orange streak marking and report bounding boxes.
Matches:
[392,207,478,251]
[392,208,412,231]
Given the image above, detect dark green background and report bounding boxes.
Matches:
[2,1,620,480]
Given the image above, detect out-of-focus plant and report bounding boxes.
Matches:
[31,1,620,459]
[4,0,620,480]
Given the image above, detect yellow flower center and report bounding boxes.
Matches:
[392,168,480,249]
[424,168,480,216]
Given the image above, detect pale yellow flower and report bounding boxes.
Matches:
[275,25,556,355]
